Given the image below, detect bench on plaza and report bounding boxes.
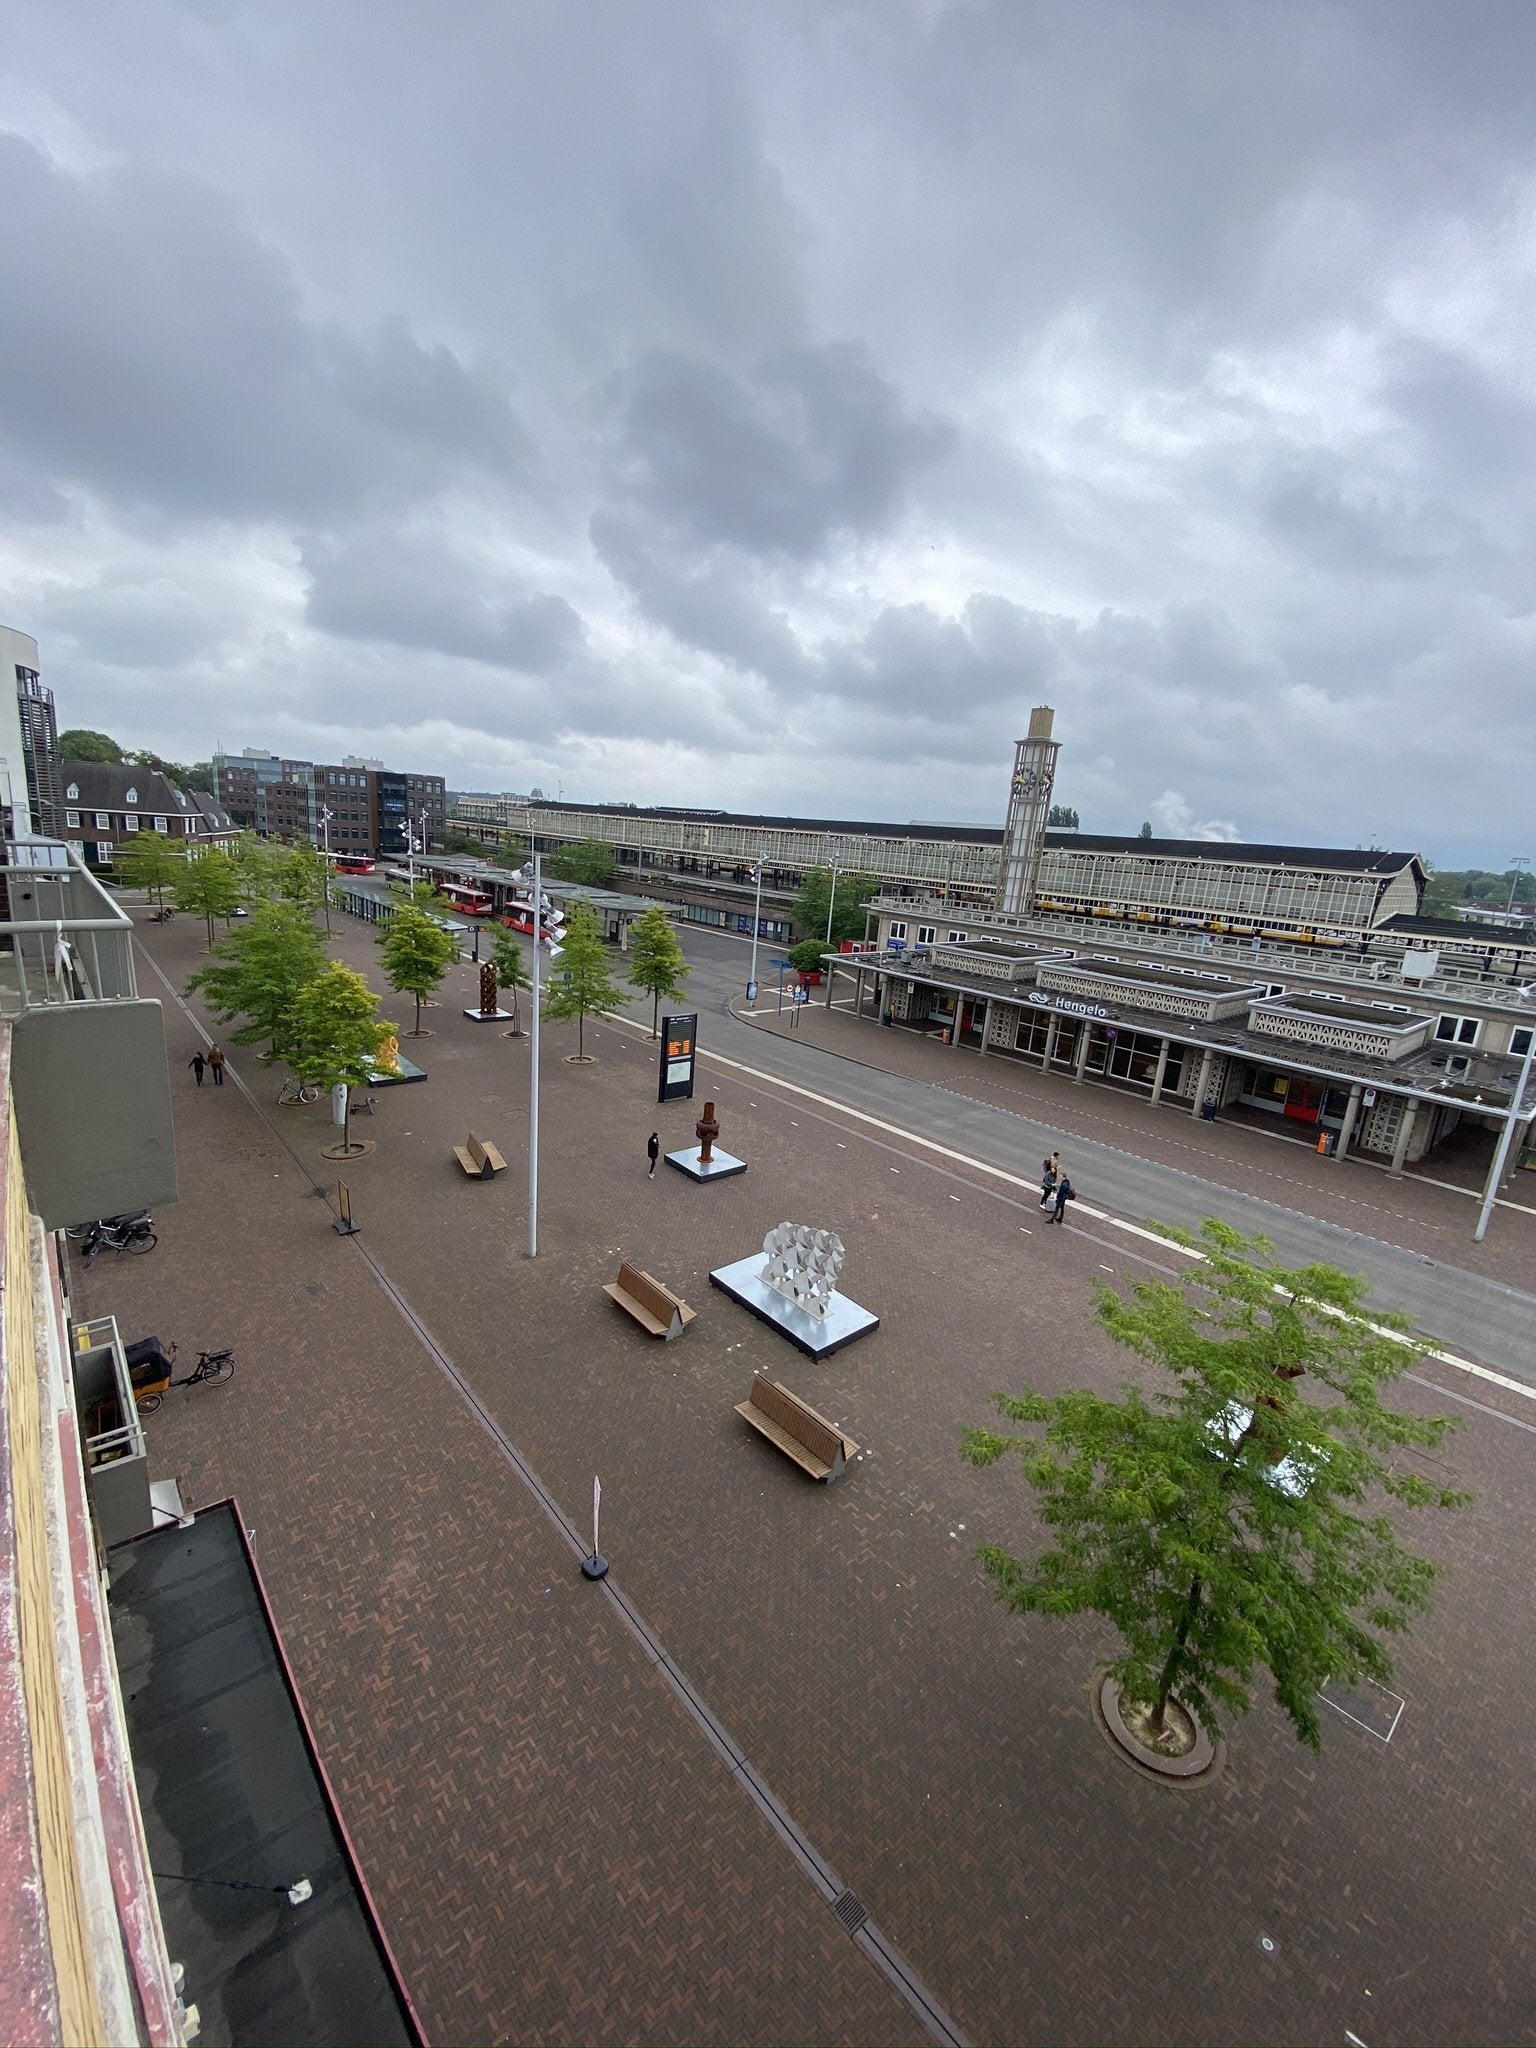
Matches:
[453,1132,507,1180]
[735,1374,858,1482]
[603,1261,696,1340]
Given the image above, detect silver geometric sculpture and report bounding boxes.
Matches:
[760,1222,845,1321]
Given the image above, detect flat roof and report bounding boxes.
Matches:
[108,1501,423,2048]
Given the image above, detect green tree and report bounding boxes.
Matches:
[378,903,458,1034]
[174,849,243,944]
[1048,804,1080,829]
[112,831,184,908]
[490,923,533,1035]
[1138,820,1153,840]
[186,902,328,1058]
[280,841,333,933]
[542,900,623,1059]
[626,904,689,1037]
[288,963,392,1156]
[792,866,878,947]
[788,937,826,977]
[126,747,209,790]
[545,838,616,887]
[230,831,280,909]
[57,729,124,763]
[962,1219,1466,1752]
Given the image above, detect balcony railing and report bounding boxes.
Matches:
[0,838,137,1017]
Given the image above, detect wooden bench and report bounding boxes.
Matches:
[735,1374,858,1481]
[453,1132,507,1179]
[603,1261,697,1340]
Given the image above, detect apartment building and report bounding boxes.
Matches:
[214,749,446,857]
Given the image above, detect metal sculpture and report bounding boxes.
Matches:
[695,1100,720,1165]
[479,962,499,1018]
[760,1222,845,1320]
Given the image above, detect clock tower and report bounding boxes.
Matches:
[995,705,1059,916]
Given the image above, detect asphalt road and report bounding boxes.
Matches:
[629,927,1536,1381]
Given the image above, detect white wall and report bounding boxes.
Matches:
[0,626,39,833]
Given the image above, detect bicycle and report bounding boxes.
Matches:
[277,1078,322,1105]
[132,1345,235,1414]
[80,1217,157,1265]
[67,1209,151,1243]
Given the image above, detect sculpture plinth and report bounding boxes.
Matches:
[710,1220,878,1359]
[464,959,512,1023]
[667,1097,747,1182]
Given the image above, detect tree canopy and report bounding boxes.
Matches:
[963,1218,1466,1751]
[288,964,392,1154]
[1421,864,1535,919]
[378,903,457,1034]
[1048,804,1080,829]
[58,729,125,763]
[186,901,328,1057]
[544,838,616,887]
[626,904,689,1036]
[792,866,878,947]
[174,849,243,943]
[542,900,622,1058]
[112,830,183,905]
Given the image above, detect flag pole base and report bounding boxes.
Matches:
[581,1553,609,1581]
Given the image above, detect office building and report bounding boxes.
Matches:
[213,750,446,858]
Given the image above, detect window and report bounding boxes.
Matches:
[95,811,110,830]
[65,782,78,800]
[154,816,168,832]
[947,929,966,943]
[889,920,908,941]
[125,814,139,832]
[1435,1014,1480,1046]
[125,786,138,804]
[1512,1027,1533,1059]
[65,809,79,828]
[918,925,936,945]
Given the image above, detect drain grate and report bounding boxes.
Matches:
[832,1888,869,1936]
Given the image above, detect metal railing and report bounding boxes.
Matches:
[0,839,137,1016]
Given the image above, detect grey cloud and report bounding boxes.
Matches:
[817,595,1058,716]
[301,529,582,673]
[604,342,951,559]
[0,136,531,522]
[1262,454,1489,576]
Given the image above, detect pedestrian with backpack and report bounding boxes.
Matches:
[1050,1175,1075,1225]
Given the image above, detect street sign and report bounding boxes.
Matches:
[746,979,759,1003]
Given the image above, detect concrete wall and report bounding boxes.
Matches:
[9,1002,177,1230]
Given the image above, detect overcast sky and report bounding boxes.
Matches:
[2,2,1533,864]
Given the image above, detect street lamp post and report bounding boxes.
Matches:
[747,861,764,1000]
[510,849,562,1259]
[825,846,841,948]
[1507,856,1530,915]
[1474,994,1536,1242]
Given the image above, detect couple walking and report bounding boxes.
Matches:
[188,1045,226,1088]
[1040,1150,1075,1225]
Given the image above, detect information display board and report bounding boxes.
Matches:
[658,1013,699,1103]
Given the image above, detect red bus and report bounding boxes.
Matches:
[332,854,375,875]
[501,900,559,939]
[439,882,493,917]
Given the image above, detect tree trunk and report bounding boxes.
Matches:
[413,989,422,1033]
[578,1007,585,1058]
[652,989,659,1038]
[1150,1575,1203,1734]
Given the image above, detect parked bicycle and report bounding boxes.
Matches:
[75,1212,157,1264]
[126,1338,235,1414]
[66,1209,151,1243]
[277,1077,322,1105]
[149,907,174,923]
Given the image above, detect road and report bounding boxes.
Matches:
[632,927,1536,1381]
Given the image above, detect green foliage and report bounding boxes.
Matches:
[127,746,209,790]
[791,866,877,946]
[377,904,458,1034]
[626,904,689,1036]
[542,900,623,1058]
[186,902,327,1056]
[112,831,184,905]
[490,924,533,1033]
[788,937,826,976]
[544,838,616,887]
[962,1219,1467,1750]
[229,832,281,907]
[174,849,243,943]
[288,964,392,1152]
[1049,804,1080,829]
[58,729,124,763]
[1420,864,1534,919]
[279,841,332,926]
[1138,820,1153,840]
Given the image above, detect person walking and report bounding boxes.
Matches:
[187,1051,206,1087]
[1049,1175,1075,1225]
[647,1131,660,1178]
[1039,1151,1060,1210]
[208,1043,226,1087]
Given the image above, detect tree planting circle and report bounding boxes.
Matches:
[1094,1673,1225,1784]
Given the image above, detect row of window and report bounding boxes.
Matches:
[888,922,968,945]
[65,811,178,833]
